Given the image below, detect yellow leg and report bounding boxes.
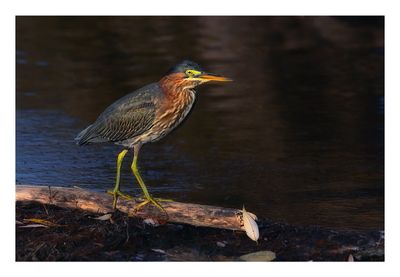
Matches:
[107,149,132,209]
[131,145,168,214]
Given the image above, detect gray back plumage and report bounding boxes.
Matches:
[75,83,163,145]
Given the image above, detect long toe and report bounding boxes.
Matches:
[107,190,134,210]
[132,199,150,213]
[154,197,174,202]
[133,196,168,218]
[107,190,133,200]
[117,191,133,200]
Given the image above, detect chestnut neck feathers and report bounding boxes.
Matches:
[153,73,197,135]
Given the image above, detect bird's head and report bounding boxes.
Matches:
[161,60,232,90]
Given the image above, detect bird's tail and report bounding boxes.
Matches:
[75,124,109,145]
[75,124,95,145]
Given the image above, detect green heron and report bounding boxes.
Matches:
[75,60,231,213]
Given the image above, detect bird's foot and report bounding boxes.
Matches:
[133,196,169,219]
[107,189,133,210]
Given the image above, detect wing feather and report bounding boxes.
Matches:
[75,83,161,145]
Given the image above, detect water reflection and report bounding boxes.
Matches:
[16,16,384,230]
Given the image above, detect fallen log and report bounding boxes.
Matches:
[16,185,250,231]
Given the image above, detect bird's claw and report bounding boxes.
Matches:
[107,190,134,210]
[133,196,169,219]
[107,190,133,200]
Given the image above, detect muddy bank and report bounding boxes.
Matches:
[16,202,384,261]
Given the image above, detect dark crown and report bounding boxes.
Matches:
[168,60,203,74]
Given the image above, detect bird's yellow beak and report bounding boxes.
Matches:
[199,73,232,82]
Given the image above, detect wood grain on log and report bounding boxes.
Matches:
[16,185,249,231]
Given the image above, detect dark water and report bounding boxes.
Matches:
[16,16,384,230]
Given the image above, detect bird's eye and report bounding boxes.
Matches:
[185,70,194,77]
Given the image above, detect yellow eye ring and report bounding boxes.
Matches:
[185,69,201,77]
